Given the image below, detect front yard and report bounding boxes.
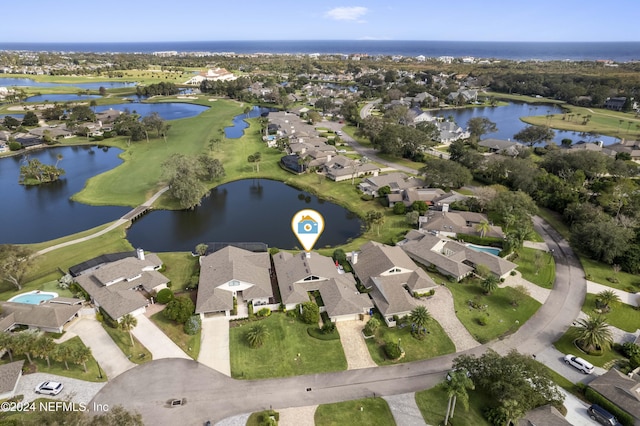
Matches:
[229,313,347,379]
[101,323,152,364]
[149,311,200,359]
[315,397,395,426]
[553,327,624,368]
[582,293,640,333]
[513,247,555,289]
[415,384,491,426]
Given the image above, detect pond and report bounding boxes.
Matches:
[0,77,136,90]
[126,179,363,252]
[224,106,273,138]
[94,102,209,120]
[25,94,102,103]
[0,146,129,244]
[432,102,619,146]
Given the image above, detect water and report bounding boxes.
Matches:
[224,106,273,138]
[433,102,619,146]
[0,77,136,90]
[94,102,209,120]
[25,94,102,103]
[0,146,129,243]
[2,41,639,62]
[8,291,58,304]
[126,179,363,252]
[466,244,501,256]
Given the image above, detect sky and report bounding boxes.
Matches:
[1,0,638,43]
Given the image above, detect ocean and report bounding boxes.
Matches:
[1,40,639,62]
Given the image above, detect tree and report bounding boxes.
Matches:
[572,314,613,353]
[406,211,420,226]
[246,323,270,348]
[364,317,381,336]
[54,343,75,370]
[22,111,39,126]
[420,158,472,189]
[444,369,475,425]
[0,244,33,290]
[195,243,208,256]
[164,296,195,324]
[198,155,225,181]
[411,201,428,214]
[33,335,55,368]
[4,116,21,129]
[571,218,633,264]
[467,117,498,142]
[332,248,347,264]
[141,112,167,138]
[365,210,385,236]
[74,345,92,373]
[481,275,499,295]
[596,289,620,313]
[0,332,15,362]
[393,202,406,215]
[475,220,490,238]
[513,125,556,147]
[247,151,262,172]
[120,314,138,347]
[300,301,319,324]
[162,154,208,209]
[14,332,36,365]
[184,315,201,335]
[409,306,431,338]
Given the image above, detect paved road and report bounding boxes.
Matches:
[359,99,381,120]
[90,214,587,425]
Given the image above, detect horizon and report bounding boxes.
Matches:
[3,40,640,44]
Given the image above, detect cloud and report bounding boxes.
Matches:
[325,6,368,22]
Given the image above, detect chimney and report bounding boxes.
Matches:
[327,154,332,162]
[352,251,358,264]
[136,248,145,261]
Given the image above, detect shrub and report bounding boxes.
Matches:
[321,321,335,334]
[364,317,380,336]
[510,270,517,276]
[95,312,103,323]
[621,342,640,358]
[361,194,374,201]
[183,315,201,335]
[392,202,406,215]
[156,288,174,304]
[476,316,488,326]
[8,141,22,151]
[384,341,402,360]
[164,296,195,324]
[256,307,271,317]
[300,302,319,324]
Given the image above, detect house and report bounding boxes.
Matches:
[518,404,571,426]
[447,89,478,104]
[358,172,424,197]
[419,210,505,239]
[0,360,24,400]
[28,126,73,140]
[94,109,122,125]
[390,188,447,207]
[431,191,470,210]
[479,138,524,156]
[604,97,627,111]
[184,68,237,85]
[588,368,640,425]
[399,230,516,281]
[436,120,470,143]
[74,249,168,321]
[0,299,83,333]
[272,251,372,322]
[196,246,273,318]
[351,241,437,326]
[323,155,380,182]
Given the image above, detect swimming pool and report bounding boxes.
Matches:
[466,244,502,256]
[8,291,58,305]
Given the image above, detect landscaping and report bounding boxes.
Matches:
[229,313,347,379]
[582,293,639,333]
[149,311,200,359]
[101,323,152,364]
[415,384,491,426]
[553,327,623,368]
[156,252,199,292]
[314,397,395,426]
[581,257,640,293]
[513,247,555,289]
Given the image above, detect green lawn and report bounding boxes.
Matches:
[101,323,152,364]
[415,384,491,426]
[537,207,571,240]
[365,318,455,365]
[446,280,542,344]
[513,247,555,289]
[582,293,640,332]
[149,312,200,359]
[553,327,624,368]
[229,313,347,379]
[157,252,199,292]
[0,336,106,382]
[581,257,640,293]
[315,397,395,426]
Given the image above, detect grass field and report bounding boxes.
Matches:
[581,256,640,293]
[365,318,455,365]
[149,312,200,360]
[156,252,199,292]
[415,384,491,426]
[315,397,395,426]
[513,247,555,289]
[101,323,152,364]
[537,207,571,240]
[446,279,542,344]
[553,327,624,367]
[229,313,347,379]
[582,293,640,332]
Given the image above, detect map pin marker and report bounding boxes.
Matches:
[291,209,325,252]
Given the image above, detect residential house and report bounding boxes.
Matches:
[74,249,168,321]
[447,89,478,104]
[390,188,447,208]
[272,251,372,322]
[94,109,122,125]
[436,120,470,143]
[399,230,516,281]
[351,241,437,326]
[28,126,73,140]
[518,404,571,426]
[0,361,24,400]
[0,299,83,333]
[323,155,380,182]
[419,210,505,239]
[607,140,640,161]
[184,67,237,85]
[196,246,273,318]
[358,172,424,198]
[604,97,627,111]
[588,368,640,425]
[431,191,470,210]
[568,141,616,157]
[479,138,525,157]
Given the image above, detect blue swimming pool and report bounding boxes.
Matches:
[466,244,502,256]
[8,291,58,305]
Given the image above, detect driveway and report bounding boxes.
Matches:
[131,315,191,360]
[199,316,231,376]
[17,372,105,406]
[335,320,377,370]
[586,280,639,307]
[66,317,135,379]
[560,388,600,426]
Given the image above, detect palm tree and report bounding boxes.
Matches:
[596,289,620,313]
[475,220,490,238]
[0,332,15,362]
[409,306,431,338]
[572,314,613,353]
[481,275,499,295]
[246,323,269,348]
[14,332,36,365]
[120,314,138,347]
[55,153,63,167]
[54,344,75,370]
[33,335,55,368]
[498,398,526,426]
[444,370,475,425]
[74,346,92,373]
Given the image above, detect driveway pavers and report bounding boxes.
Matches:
[384,393,427,426]
[131,315,190,360]
[199,316,231,376]
[277,405,317,426]
[335,320,377,370]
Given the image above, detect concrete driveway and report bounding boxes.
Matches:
[17,372,105,405]
[199,316,231,376]
[131,315,191,360]
[67,317,135,379]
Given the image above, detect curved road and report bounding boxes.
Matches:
[90,215,586,425]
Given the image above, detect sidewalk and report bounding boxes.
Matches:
[586,281,639,307]
[384,393,427,426]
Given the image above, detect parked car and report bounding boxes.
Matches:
[588,404,620,426]
[35,381,63,395]
[446,368,470,381]
[563,354,594,374]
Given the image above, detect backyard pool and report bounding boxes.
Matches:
[466,244,502,256]
[8,290,58,304]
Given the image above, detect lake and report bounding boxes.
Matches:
[225,106,273,138]
[25,94,102,103]
[0,77,135,90]
[433,102,619,146]
[126,179,363,252]
[0,146,129,244]
[94,103,209,120]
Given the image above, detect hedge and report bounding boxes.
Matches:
[585,388,634,426]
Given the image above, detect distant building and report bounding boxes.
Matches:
[604,97,626,111]
[185,68,237,85]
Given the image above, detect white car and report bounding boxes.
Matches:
[563,354,594,374]
[35,381,64,395]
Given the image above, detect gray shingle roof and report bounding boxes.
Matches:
[518,404,571,426]
[0,360,24,394]
[420,210,505,239]
[589,368,640,421]
[352,241,419,288]
[369,275,416,317]
[0,302,82,330]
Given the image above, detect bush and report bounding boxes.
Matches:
[300,301,320,324]
[392,202,406,215]
[621,342,640,358]
[95,312,104,323]
[8,141,22,151]
[183,315,201,335]
[361,194,374,201]
[256,307,271,317]
[585,388,634,426]
[476,316,488,326]
[384,341,402,360]
[164,296,195,324]
[156,288,174,304]
[321,321,335,334]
